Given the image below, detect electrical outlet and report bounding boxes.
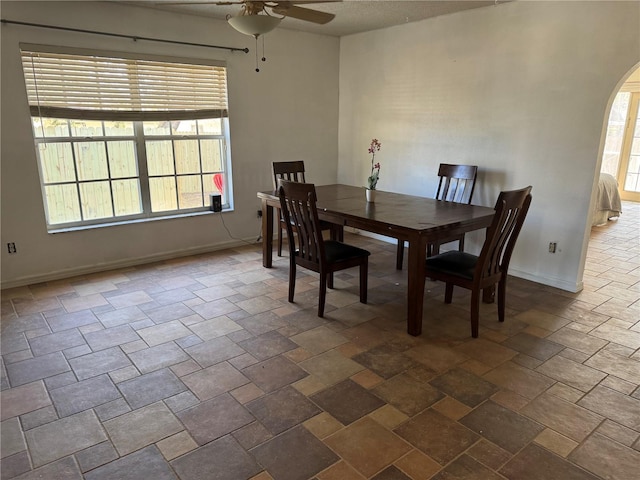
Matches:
[548,242,557,253]
[257,209,263,218]
[7,242,17,254]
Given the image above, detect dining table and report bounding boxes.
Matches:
[257,184,496,336]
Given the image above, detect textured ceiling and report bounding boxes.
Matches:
[121,1,503,37]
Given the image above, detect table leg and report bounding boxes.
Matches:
[406,235,427,336]
[483,286,495,303]
[396,241,404,270]
[261,199,273,268]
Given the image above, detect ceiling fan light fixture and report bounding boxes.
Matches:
[227,14,282,37]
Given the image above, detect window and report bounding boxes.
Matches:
[21,46,232,230]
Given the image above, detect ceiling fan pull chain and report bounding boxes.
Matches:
[254,35,268,72]
[254,35,260,72]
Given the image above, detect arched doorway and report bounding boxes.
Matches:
[601,66,640,201]
[580,64,640,295]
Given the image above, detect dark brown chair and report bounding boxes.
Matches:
[396,164,478,270]
[272,161,342,256]
[424,186,532,338]
[278,180,370,317]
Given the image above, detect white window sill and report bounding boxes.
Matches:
[48,208,233,234]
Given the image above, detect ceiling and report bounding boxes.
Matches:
[121,1,503,37]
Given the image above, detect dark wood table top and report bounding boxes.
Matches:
[258,184,495,241]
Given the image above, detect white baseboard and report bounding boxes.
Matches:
[3,232,583,295]
[1,237,260,290]
[350,229,583,294]
[348,228,395,244]
[508,268,583,293]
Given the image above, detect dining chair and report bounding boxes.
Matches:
[424,185,532,338]
[396,163,478,270]
[272,161,343,256]
[278,180,370,317]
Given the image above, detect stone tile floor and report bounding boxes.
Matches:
[1,201,639,480]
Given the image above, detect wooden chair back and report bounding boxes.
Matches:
[273,161,306,189]
[476,186,532,284]
[271,161,342,257]
[278,180,325,271]
[397,163,479,268]
[436,164,478,204]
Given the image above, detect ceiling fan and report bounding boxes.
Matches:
[160,1,338,71]
[162,1,337,36]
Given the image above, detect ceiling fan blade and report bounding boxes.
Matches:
[159,1,242,5]
[271,5,335,24]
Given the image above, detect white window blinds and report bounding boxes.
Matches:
[21,48,228,121]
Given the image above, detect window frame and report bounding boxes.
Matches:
[21,44,233,232]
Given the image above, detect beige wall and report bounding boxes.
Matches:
[338,0,640,291]
[1,1,340,287]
